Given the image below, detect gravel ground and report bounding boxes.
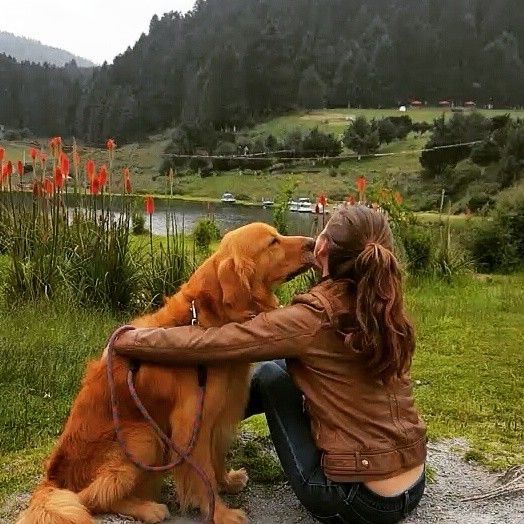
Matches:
[3,440,522,524]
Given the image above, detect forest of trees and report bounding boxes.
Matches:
[0,0,523,142]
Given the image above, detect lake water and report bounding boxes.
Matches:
[2,193,324,237]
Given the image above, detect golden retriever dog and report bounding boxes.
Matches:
[18,223,314,524]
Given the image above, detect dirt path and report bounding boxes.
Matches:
[3,440,522,524]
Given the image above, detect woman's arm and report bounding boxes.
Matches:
[112,301,324,365]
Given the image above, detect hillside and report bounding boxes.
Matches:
[0,0,523,140]
[0,31,94,67]
[4,107,522,213]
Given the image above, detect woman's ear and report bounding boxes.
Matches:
[217,255,255,319]
[314,234,330,273]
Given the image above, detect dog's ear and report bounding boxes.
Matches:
[217,254,255,320]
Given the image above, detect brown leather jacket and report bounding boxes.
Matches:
[114,279,427,482]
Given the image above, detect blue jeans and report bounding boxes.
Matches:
[245,361,425,524]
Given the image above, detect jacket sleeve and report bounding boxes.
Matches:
[112,301,324,365]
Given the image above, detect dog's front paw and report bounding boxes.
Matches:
[221,468,249,494]
[214,507,248,524]
[140,502,170,523]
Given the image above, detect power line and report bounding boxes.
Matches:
[160,140,483,162]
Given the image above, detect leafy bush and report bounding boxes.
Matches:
[301,127,342,157]
[399,225,433,272]
[375,118,397,144]
[470,182,524,272]
[132,211,146,235]
[343,116,380,155]
[421,113,491,175]
[193,217,221,251]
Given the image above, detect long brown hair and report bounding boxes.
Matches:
[322,205,415,383]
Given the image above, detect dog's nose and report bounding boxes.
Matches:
[304,237,315,251]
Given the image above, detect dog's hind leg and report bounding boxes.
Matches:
[78,425,167,522]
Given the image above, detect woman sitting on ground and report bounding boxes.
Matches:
[114,205,427,524]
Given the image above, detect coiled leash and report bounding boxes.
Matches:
[106,325,216,523]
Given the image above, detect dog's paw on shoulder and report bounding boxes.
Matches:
[221,468,249,494]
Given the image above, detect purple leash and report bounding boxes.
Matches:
[106,325,215,523]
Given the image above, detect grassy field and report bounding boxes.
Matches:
[3,107,524,207]
[248,107,524,140]
[0,272,522,506]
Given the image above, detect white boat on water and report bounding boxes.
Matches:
[289,198,325,213]
[221,192,236,203]
[262,198,274,208]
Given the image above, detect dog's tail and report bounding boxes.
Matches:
[16,482,93,524]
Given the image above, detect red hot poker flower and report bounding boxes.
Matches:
[29,148,38,161]
[6,161,13,176]
[90,178,101,195]
[346,194,356,205]
[106,138,116,151]
[317,194,327,207]
[123,167,131,193]
[356,176,367,194]
[54,166,65,188]
[1,164,8,180]
[97,165,108,187]
[86,159,96,182]
[43,178,54,195]
[0,148,4,162]
[17,160,24,176]
[145,195,155,215]
[60,152,70,177]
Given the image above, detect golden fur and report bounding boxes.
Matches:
[17,223,314,524]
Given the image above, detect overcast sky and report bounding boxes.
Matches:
[1,1,196,64]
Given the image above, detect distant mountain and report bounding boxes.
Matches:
[0,31,95,67]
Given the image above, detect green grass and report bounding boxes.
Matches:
[0,272,522,505]
[249,108,524,139]
[408,273,524,469]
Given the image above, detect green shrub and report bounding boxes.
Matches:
[193,217,221,251]
[399,226,433,272]
[470,182,524,272]
[132,211,146,235]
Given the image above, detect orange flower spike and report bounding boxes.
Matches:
[106,138,116,151]
[90,178,101,195]
[39,151,47,167]
[54,166,65,188]
[394,191,403,205]
[317,194,327,207]
[6,161,13,176]
[356,176,367,194]
[346,195,356,205]
[17,160,24,176]
[145,195,155,215]
[43,178,54,195]
[29,148,38,161]
[1,164,8,180]
[97,165,108,187]
[123,167,131,193]
[86,159,96,182]
[60,152,70,177]
[0,148,4,162]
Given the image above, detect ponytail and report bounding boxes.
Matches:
[345,242,415,383]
